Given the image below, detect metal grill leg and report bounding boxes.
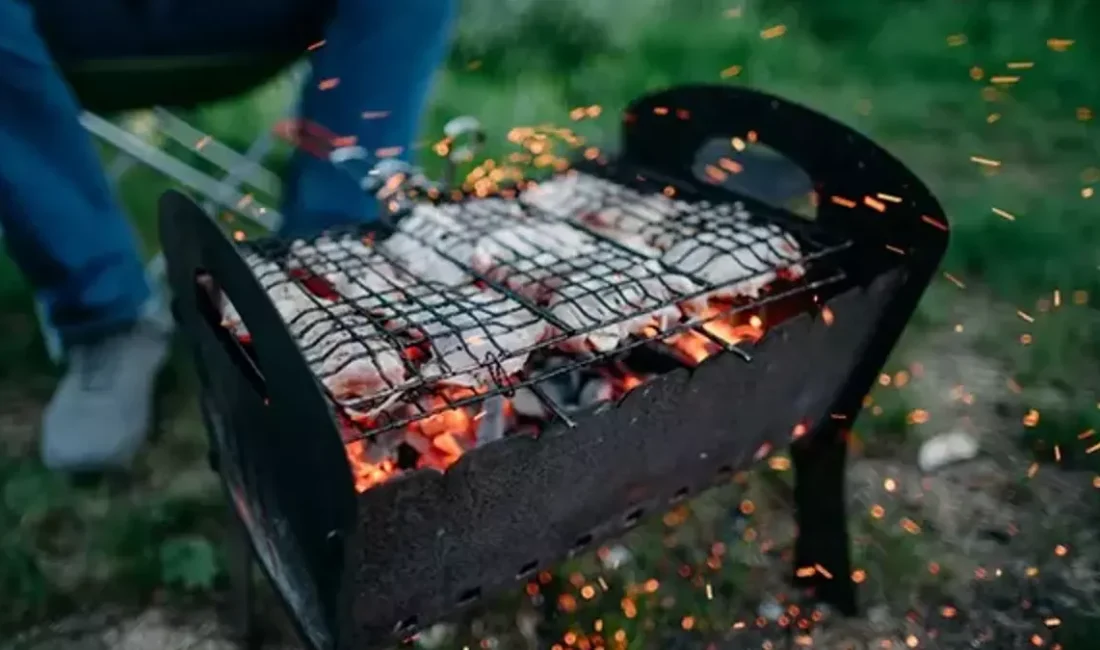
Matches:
[227,505,265,650]
[202,390,263,649]
[790,426,857,615]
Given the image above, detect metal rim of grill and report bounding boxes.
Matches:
[232,161,854,441]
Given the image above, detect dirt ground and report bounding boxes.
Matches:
[8,451,1096,650]
[4,300,1099,650]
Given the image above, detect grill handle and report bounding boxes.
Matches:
[621,84,949,443]
[619,84,949,268]
[159,191,354,641]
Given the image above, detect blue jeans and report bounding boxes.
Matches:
[0,0,455,346]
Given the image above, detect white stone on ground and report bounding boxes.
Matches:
[917,431,980,472]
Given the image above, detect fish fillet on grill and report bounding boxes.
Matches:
[521,173,604,219]
[421,199,604,298]
[222,254,407,402]
[220,256,321,337]
[380,205,473,286]
[521,171,684,229]
[548,258,701,353]
[467,221,600,301]
[391,285,548,387]
[287,237,411,307]
[290,304,408,401]
[661,225,805,300]
[522,173,684,255]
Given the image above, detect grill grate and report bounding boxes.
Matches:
[229,167,853,440]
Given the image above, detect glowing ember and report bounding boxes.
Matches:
[649,307,766,365]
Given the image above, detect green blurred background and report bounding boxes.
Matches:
[1,0,1097,644]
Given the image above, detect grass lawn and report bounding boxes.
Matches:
[2,0,1098,642]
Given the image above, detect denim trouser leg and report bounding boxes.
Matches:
[280,0,459,236]
[1,0,456,342]
[0,0,150,347]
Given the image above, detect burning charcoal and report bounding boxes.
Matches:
[577,377,614,408]
[475,395,507,447]
[542,356,582,392]
[511,387,548,419]
[395,442,420,470]
[538,379,576,415]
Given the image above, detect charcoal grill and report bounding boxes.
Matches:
[161,84,948,650]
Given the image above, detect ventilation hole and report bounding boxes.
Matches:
[671,486,690,502]
[394,615,418,633]
[457,587,482,606]
[623,508,644,528]
[572,533,594,551]
[516,560,539,579]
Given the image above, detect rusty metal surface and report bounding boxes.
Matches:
[162,83,948,650]
[337,270,901,648]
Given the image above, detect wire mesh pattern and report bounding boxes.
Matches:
[228,169,853,437]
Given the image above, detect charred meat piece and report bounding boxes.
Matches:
[389,284,548,387]
[467,221,600,301]
[220,255,323,337]
[288,237,411,307]
[290,303,408,402]
[521,173,603,219]
[522,172,682,254]
[661,223,805,300]
[222,253,408,403]
[547,258,700,353]
[526,174,807,302]
[381,205,473,286]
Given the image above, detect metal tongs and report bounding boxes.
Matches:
[327,115,487,231]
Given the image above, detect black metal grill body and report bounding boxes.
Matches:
[161,85,948,650]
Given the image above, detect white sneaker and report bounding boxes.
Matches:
[40,320,171,472]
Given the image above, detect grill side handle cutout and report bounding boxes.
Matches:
[620,84,949,270]
[194,272,270,401]
[691,137,816,220]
